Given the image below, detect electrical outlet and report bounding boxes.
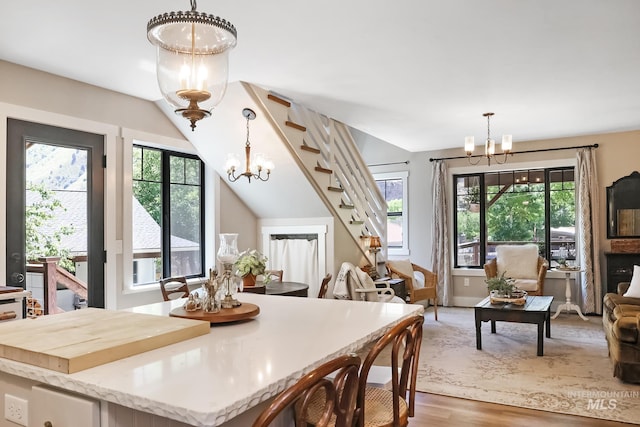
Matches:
[464,278,470,287]
[4,394,28,426]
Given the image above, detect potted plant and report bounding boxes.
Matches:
[467,185,481,212]
[234,249,271,287]
[485,271,516,298]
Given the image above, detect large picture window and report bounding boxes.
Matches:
[454,167,575,268]
[132,145,204,285]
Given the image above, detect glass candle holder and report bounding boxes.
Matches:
[217,233,241,308]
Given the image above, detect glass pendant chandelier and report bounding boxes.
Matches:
[464,112,513,166]
[147,0,237,131]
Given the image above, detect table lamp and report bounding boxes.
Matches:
[368,236,382,279]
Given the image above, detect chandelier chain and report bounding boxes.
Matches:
[487,114,491,141]
[190,0,197,12]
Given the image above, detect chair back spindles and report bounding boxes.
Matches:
[252,354,361,427]
[159,276,190,301]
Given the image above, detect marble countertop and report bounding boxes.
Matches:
[0,293,423,426]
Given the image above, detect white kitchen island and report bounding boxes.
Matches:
[0,293,423,426]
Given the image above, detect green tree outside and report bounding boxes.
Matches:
[458,184,575,244]
[26,184,75,271]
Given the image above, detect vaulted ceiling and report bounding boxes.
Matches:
[1,1,639,153]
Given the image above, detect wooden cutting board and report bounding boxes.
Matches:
[0,308,210,373]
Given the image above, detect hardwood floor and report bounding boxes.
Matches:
[412,392,635,426]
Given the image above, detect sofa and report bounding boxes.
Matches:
[602,282,640,383]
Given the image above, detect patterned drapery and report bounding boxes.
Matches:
[576,148,602,314]
[431,160,452,306]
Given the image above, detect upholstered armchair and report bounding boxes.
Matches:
[483,244,548,296]
[386,260,438,320]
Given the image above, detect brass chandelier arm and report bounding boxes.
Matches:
[227,169,271,183]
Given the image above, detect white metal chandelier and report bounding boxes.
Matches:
[464,112,513,166]
[147,0,237,131]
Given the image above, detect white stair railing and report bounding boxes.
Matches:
[246,84,387,264]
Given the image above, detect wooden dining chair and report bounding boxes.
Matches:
[159,276,190,301]
[252,354,361,427]
[303,314,423,427]
[317,273,332,299]
[355,314,424,427]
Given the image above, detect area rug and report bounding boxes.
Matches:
[415,307,640,424]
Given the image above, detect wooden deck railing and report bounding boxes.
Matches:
[26,257,88,315]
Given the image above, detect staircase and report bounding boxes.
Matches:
[243,83,387,263]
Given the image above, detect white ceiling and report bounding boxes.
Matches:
[1,0,639,153]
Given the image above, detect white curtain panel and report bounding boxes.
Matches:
[269,238,319,297]
[576,148,602,314]
[431,160,452,306]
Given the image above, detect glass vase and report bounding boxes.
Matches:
[217,233,241,308]
[217,233,239,265]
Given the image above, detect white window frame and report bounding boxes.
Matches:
[374,171,409,256]
[121,129,212,294]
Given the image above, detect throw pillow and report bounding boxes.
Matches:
[623,265,640,298]
[496,244,539,279]
[388,259,414,280]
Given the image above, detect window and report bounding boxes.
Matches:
[375,171,408,255]
[454,167,575,268]
[132,145,204,285]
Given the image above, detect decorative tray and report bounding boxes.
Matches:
[556,266,580,271]
[490,290,527,306]
[170,303,260,324]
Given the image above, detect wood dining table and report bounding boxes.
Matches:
[265,281,308,297]
[239,281,309,297]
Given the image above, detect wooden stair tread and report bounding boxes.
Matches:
[350,220,364,225]
[315,166,332,174]
[339,203,355,209]
[301,145,321,154]
[285,121,307,132]
[267,93,291,107]
[328,186,344,193]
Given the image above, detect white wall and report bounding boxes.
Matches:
[219,177,258,253]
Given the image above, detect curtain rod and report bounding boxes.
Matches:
[367,160,410,167]
[428,143,599,162]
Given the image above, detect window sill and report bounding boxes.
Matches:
[453,267,570,279]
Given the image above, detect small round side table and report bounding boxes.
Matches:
[551,267,589,321]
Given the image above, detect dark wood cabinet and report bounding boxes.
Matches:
[605,252,640,294]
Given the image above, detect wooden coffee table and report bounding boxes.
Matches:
[475,295,553,356]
